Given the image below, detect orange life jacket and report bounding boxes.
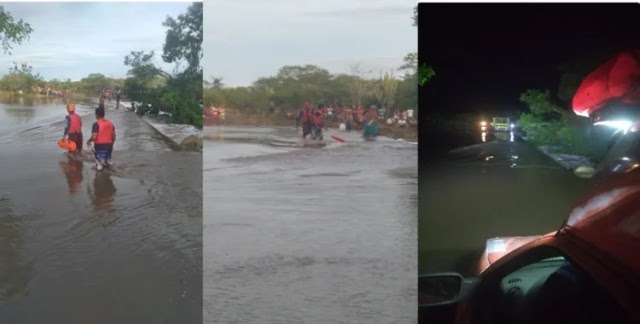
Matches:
[301,110,313,123]
[68,113,82,133]
[95,118,114,144]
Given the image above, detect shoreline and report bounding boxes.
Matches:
[206,112,418,142]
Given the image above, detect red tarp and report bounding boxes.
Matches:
[572,50,640,117]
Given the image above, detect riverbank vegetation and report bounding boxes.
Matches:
[123,2,203,128]
[517,89,610,162]
[1,3,203,129]
[1,5,124,99]
[204,63,417,119]
[517,53,620,163]
[204,5,420,121]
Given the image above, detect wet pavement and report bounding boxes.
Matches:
[0,98,202,323]
[204,126,417,323]
[419,129,589,276]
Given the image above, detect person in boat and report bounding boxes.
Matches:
[87,107,116,171]
[297,102,313,139]
[311,104,326,140]
[62,102,83,156]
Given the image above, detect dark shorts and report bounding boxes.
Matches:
[302,123,311,138]
[68,133,83,152]
[94,143,113,163]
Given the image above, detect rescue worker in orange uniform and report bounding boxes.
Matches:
[62,103,83,155]
[87,107,116,171]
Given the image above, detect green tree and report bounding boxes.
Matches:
[0,62,41,96]
[0,5,33,55]
[162,2,203,74]
[519,89,567,117]
[123,2,203,128]
[372,72,399,118]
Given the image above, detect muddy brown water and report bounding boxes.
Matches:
[204,126,417,323]
[0,99,202,323]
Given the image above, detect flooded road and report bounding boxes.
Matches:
[419,130,589,276]
[0,99,202,323]
[204,126,417,323]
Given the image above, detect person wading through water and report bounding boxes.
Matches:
[62,102,83,156]
[98,92,106,110]
[87,107,116,171]
[115,88,121,109]
[297,102,313,139]
[311,104,326,140]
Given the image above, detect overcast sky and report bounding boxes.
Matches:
[203,0,416,87]
[0,2,191,81]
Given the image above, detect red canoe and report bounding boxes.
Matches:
[331,135,346,143]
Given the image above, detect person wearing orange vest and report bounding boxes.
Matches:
[87,107,116,171]
[62,103,83,155]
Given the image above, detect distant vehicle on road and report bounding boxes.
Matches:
[479,117,515,133]
[418,167,640,324]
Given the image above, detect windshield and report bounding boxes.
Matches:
[493,118,509,124]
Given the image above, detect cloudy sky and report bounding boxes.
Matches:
[204,0,416,87]
[0,2,191,81]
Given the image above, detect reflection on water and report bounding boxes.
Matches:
[0,196,34,302]
[482,131,487,142]
[3,108,36,122]
[58,159,84,196]
[89,172,117,211]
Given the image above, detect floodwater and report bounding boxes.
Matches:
[204,126,417,323]
[419,130,589,276]
[0,98,202,323]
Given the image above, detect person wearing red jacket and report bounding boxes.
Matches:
[62,103,83,155]
[311,104,325,140]
[297,102,313,139]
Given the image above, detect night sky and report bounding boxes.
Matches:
[418,3,640,117]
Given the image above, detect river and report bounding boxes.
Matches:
[0,98,202,323]
[204,126,417,323]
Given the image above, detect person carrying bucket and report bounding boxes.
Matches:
[62,102,83,155]
[87,107,116,171]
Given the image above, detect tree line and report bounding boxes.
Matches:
[0,3,203,128]
[204,5,424,119]
[203,62,417,119]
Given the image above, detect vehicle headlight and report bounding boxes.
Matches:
[594,120,633,132]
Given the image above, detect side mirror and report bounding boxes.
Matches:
[574,165,596,179]
[419,273,478,306]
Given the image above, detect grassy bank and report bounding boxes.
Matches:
[208,111,418,141]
